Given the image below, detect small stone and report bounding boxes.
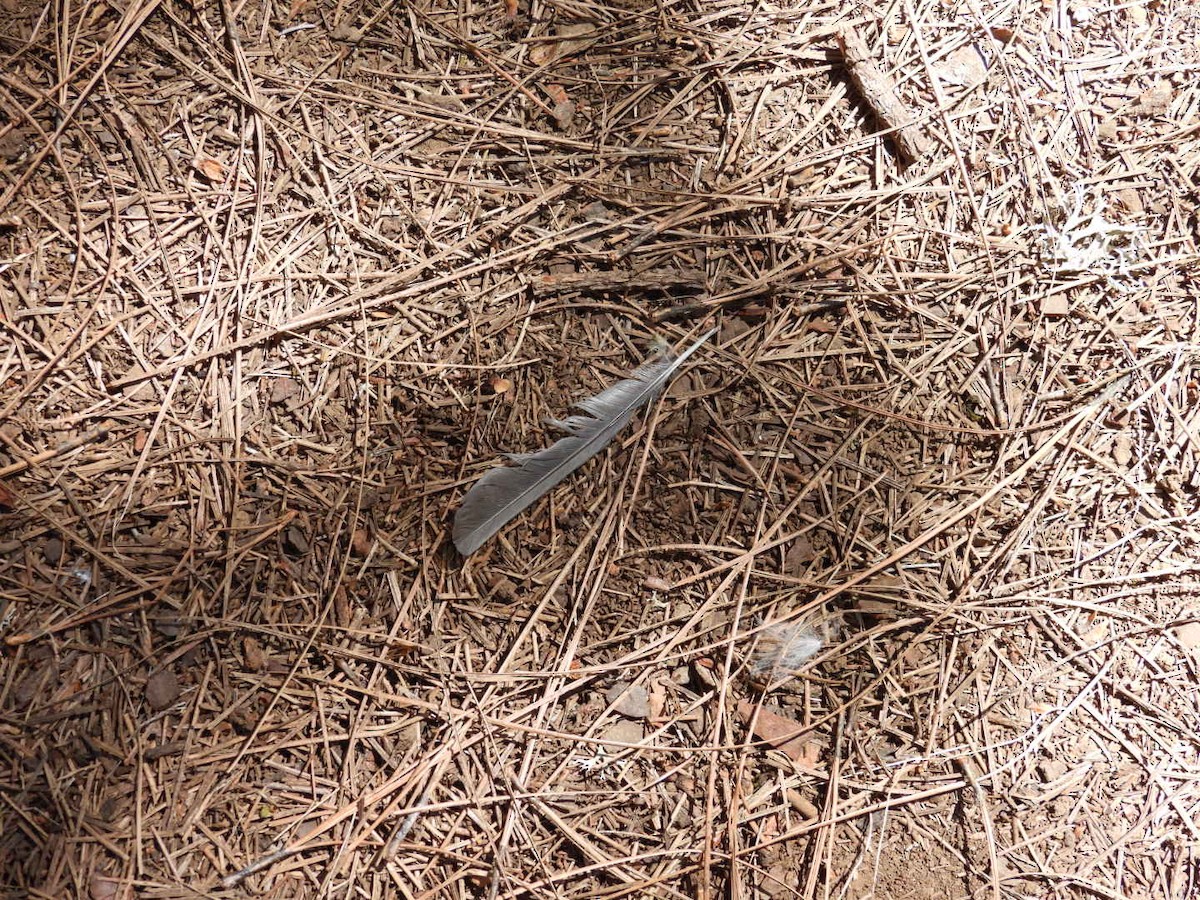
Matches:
[1096,117,1119,141]
[284,525,308,555]
[606,682,651,719]
[601,719,644,746]
[1042,294,1070,317]
[89,873,122,900]
[1173,618,1200,650]
[43,536,63,566]
[145,668,180,711]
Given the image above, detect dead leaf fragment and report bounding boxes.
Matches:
[0,480,15,510]
[545,84,574,129]
[1137,81,1172,113]
[330,22,364,43]
[783,535,815,574]
[1112,434,1133,466]
[1096,117,1119,141]
[786,789,819,819]
[194,155,225,181]
[736,700,812,762]
[351,527,372,556]
[89,873,123,900]
[602,719,644,746]
[529,23,595,65]
[937,44,988,88]
[243,636,265,672]
[1068,1,1094,27]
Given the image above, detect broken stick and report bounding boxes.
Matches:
[837,27,931,164]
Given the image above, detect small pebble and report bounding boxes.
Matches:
[601,719,644,745]
[89,873,122,900]
[1173,619,1200,651]
[145,668,180,711]
[605,682,651,719]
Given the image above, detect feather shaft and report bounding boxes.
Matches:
[453,329,715,556]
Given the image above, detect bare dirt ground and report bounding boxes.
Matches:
[2,0,1199,898]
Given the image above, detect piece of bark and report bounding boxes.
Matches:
[531,269,706,298]
[837,27,932,164]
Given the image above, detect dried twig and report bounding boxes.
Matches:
[837,27,932,164]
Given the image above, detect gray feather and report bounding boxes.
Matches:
[453,329,716,556]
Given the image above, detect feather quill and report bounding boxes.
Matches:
[453,328,716,556]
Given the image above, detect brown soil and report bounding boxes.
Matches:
[2,1,1198,898]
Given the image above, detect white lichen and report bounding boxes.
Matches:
[1039,185,1145,290]
[572,747,615,779]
